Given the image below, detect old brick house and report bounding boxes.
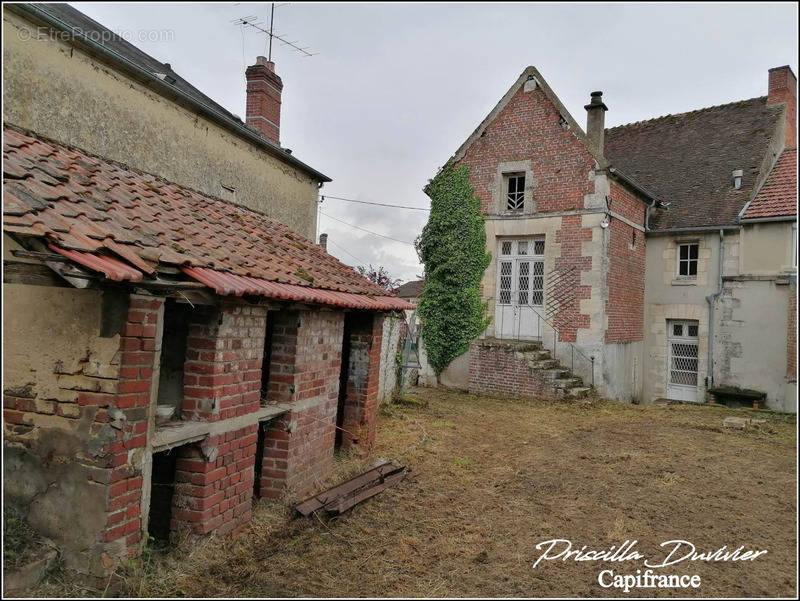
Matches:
[3,3,409,580]
[429,65,796,411]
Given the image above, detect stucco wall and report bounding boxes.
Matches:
[2,9,320,240]
[716,279,793,411]
[642,232,731,402]
[3,283,124,575]
[739,221,795,274]
[377,314,404,404]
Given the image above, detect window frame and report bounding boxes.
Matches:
[504,173,526,212]
[676,241,699,278]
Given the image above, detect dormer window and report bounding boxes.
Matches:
[506,173,525,211]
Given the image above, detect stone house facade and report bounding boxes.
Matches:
[430,65,796,411]
[2,3,409,581]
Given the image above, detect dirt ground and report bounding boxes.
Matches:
[31,388,797,598]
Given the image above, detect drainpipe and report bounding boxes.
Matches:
[705,229,725,393]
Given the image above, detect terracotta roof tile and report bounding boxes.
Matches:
[741,148,797,220]
[604,97,783,230]
[3,125,411,310]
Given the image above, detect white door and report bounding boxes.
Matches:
[496,239,545,340]
[667,320,699,402]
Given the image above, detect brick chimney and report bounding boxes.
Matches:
[584,91,608,156]
[245,56,283,145]
[767,65,797,148]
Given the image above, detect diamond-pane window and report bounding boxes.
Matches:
[518,241,528,255]
[533,240,545,255]
[501,241,512,255]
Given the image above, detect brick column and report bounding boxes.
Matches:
[182,305,267,421]
[102,295,163,563]
[341,313,384,453]
[258,310,344,500]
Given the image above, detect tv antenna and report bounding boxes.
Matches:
[232,3,317,60]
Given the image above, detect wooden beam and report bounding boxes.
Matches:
[3,260,70,287]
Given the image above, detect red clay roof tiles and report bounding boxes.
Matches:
[740,148,797,220]
[3,125,411,310]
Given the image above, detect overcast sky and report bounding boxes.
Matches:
[72,2,798,283]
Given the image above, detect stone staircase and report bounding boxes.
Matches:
[513,340,593,400]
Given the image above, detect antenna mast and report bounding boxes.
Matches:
[232,3,318,59]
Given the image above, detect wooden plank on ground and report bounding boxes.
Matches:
[294,462,406,516]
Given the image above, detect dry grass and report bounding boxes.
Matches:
[27,388,798,597]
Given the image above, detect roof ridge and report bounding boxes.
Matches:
[606,96,770,132]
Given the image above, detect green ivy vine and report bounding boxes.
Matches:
[416,164,491,375]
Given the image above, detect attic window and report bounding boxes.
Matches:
[732,169,743,190]
[559,115,569,130]
[506,174,525,211]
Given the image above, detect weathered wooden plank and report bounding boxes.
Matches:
[324,470,407,514]
[294,462,405,516]
[3,260,70,287]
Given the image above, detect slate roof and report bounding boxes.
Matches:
[2,125,410,310]
[604,97,784,230]
[12,3,330,183]
[740,148,797,220]
[394,279,424,299]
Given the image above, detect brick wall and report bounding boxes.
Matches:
[455,86,596,216]
[341,313,384,453]
[258,310,344,500]
[182,305,267,421]
[553,215,593,342]
[468,340,556,400]
[605,183,646,343]
[170,424,258,537]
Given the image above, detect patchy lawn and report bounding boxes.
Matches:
[33,388,797,597]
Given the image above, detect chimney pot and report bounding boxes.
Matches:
[319,233,328,250]
[767,65,797,148]
[584,91,608,157]
[245,57,283,144]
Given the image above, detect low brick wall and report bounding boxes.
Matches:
[468,339,556,400]
[171,424,258,536]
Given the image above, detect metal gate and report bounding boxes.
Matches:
[496,238,544,340]
[667,320,699,402]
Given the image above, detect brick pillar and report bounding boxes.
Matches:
[182,305,267,421]
[340,313,384,453]
[258,310,344,500]
[102,295,163,562]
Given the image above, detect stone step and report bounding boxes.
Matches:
[539,368,569,380]
[553,377,583,390]
[567,386,592,399]
[530,359,559,370]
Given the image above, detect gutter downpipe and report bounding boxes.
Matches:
[705,229,725,395]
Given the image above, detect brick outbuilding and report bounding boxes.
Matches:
[2,126,409,577]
